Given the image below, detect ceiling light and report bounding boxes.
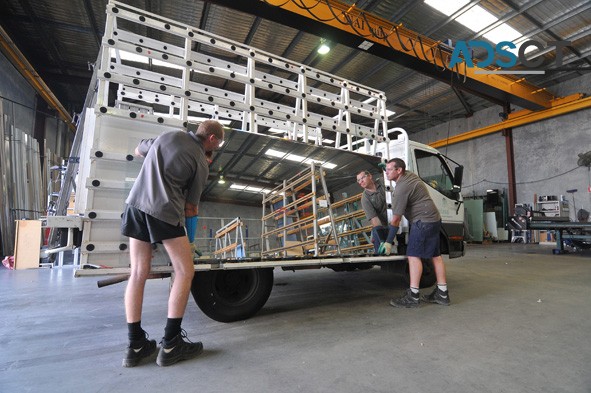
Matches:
[218,175,226,184]
[358,40,374,50]
[317,39,331,55]
[265,148,337,169]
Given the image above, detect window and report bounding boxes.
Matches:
[414,149,455,199]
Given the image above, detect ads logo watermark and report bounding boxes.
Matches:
[448,40,588,75]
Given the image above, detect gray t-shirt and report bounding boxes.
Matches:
[360,181,388,226]
[391,171,440,223]
[125,130,209,226]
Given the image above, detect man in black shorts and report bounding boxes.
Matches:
[384,158,450,308]
[120,120,224,367]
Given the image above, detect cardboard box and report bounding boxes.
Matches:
[14,220,42,269]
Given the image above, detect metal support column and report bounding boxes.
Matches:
[502,104,516,216]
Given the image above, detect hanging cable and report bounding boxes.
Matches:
[463,166,582,189]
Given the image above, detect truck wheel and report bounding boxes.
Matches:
[191,268,274,323]
[403,258,437,288]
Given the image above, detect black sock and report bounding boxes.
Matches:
[128,321,145,346]
[164,318,182,342]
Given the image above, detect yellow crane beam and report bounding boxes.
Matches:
[429,94,591,148]
[0,26,75,133]
[258,0,554,110]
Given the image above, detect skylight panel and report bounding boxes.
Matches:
[455,7,497,32]
[484,25,530,54]
[424,0,469,16]
[424,0,536,58]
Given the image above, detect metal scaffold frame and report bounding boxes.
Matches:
[48,1,391,268]
[96,1,389,152]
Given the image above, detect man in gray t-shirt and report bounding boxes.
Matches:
[385,158,450,309]
[120,120,224,367]
[357,170,388,254]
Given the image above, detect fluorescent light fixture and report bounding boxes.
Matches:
[265,149,286,159]
[265,148,337,169]
[285,153,307,162]
[187,116,233,126]
[267,128,287,134]
[229,184,270,194]
[303,158,337,169]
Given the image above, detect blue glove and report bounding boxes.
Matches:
[386,225,398,244]
[185,216,198,243]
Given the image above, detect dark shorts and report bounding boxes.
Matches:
[121,204,185,243]
[407,220,441,258]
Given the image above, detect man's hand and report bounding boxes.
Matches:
[378,242,392,256]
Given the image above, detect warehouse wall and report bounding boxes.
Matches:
[0,51,37,139]
[412,73,591,220]
[196,200,264,254]
[0,51,72,157]
[0,51,75,256]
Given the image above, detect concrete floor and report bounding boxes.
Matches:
[0,243,589,393]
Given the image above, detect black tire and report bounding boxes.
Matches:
[403,258,437,288]
[191,268,274,323]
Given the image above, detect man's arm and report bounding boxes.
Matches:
[185,202,198,217]
[370,217,383,227]
[185,202,199,243]
[384,214,402,246]
[134,137,156,158]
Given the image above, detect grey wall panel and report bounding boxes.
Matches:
[413,75,591,220]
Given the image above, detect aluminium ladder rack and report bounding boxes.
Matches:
[261,162,340,258]
[214,217,245,259]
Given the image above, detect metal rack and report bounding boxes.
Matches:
[261,163,339,257]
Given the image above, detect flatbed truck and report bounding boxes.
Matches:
[43,1,465,323]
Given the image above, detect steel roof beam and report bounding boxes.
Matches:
[17,0,68,76]
[81,0,102,48]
